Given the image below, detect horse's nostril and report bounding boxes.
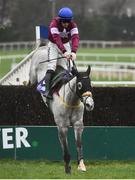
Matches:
[86,103,94,111]
[86,103,90,108]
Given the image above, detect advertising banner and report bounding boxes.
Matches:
[0,126,135,160]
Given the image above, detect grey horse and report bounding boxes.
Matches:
[29,46,94,174]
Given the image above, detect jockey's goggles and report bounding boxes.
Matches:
[60,19,71,23]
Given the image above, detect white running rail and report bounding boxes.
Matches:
[0,50,37,85]
[77,53,135,61]
[1,51,135,85]
[92,81,135,87]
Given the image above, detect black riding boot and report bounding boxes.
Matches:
[44,70,54,99]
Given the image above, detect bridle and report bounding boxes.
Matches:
[66,73,93,109]
[58,60,93,109]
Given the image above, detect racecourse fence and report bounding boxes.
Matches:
[77,53,135,61]
[0,86,135,126]
[1,53,135,84]
[1,40,135,51]
[0,41,35,51]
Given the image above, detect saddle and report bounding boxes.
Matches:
[36,65,74,104]
[50,66,73,95]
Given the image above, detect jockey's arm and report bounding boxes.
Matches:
[71,33,79,54]
[70,34,79,61]
[52,33,66,54]
[52,33,73,61]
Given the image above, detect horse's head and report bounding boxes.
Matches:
[72,65,94,111]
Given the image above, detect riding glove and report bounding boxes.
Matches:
[71,52,76,61]
[64,52,71,60]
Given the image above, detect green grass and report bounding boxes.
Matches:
[1,47,135,80]
[0,58,23,78]
[0,48,32,55]
[78,47,135,54]
[92,75,133,81]
[78,48,135,62]
[0,159,135,179]
[1,47,135,55]
[0,49,31,78]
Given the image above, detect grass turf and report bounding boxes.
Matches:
[1,47,135,79]
[0,159,135,179]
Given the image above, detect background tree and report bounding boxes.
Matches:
[101,0,128,16]
[1,0,135,41]
[0,0,12,27]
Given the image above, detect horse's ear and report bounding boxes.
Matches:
[87,65,91,76]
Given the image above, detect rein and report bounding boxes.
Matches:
[68,80,82,100]
[58,77,92,109]
[67,60,83,100]
[58,79,81,109]
[55,60,93,109]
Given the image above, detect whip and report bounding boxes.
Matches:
[39,56,64,64]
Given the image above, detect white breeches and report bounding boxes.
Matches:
[47,41,73,71]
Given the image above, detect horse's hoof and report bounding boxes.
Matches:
[65,165,71,174]
[78,159,86,172]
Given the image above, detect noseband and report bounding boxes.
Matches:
[82,91,92,97]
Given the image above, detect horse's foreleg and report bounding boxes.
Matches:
[74,123,86,172]
[57,126,71,174]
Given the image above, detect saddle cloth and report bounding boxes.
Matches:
[37,66,73,95]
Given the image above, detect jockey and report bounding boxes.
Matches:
[37,7,79,98]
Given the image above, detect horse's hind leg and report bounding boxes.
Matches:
[74,123,86,172]
[57,126,71,174]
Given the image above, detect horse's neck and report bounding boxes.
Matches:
[60,77,79,105]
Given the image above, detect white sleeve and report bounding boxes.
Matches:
[51,27,60,34]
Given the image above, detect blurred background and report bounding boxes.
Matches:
[1,0,135,85]
[1,0,135,41]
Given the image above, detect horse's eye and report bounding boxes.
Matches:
[77,82,82,90]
